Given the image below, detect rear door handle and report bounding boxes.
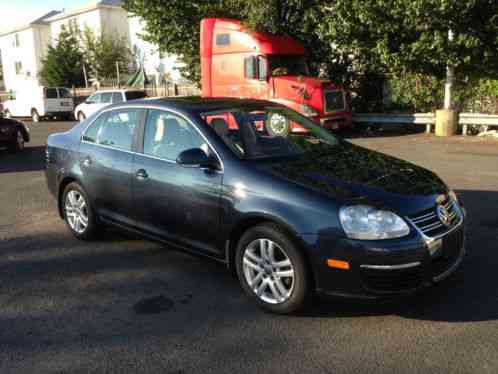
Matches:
[82,156,92,167]
[135,169,148,180]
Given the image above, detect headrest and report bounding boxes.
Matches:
[211,118,229,138]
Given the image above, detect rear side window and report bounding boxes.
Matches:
[125,91,147,101]
[45,88,58,99]
[82,109,142,151]
[112,92,124,103]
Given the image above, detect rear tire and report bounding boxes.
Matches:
[62,182,99,240]
[31,109,40,123]
[235,223,311,314]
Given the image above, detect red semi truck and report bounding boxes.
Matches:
[200,18,352,135]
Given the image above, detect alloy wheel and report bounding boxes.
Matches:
[242,238,295,304]
[16,130,24,150]
[65,190,89,234]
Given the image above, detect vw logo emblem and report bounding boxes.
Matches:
[437,204,451,226]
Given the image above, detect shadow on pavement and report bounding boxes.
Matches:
[342,123,426,139]
[0,146,46,173]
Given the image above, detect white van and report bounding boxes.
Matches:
[2,87,74,122]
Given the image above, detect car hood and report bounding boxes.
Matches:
[258,142,448,215]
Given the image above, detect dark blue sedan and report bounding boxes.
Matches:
[45,97,465,314]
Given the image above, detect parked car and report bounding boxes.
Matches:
[3,86,74,122]
[0,113,30,152]
[74,89,147,122]
[46,97,465,314]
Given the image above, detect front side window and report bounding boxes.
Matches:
[143,110,207,161]
[86,93,102,104]
[112,92,124,103]
[82,109,141,151]
[101,92,113,104]
[201,106,339,160]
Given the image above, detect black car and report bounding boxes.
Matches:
[0,114,30,152]
[45,97,465,314]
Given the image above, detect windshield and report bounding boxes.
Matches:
[268,55,310,77]
[201,106,339,160]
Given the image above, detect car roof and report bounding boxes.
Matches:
[109,96,285,115]
[95,89,145,94]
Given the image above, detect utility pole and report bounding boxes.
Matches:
[82,64,88,88]
[435,29,458,136]
[116,61,120,88]
[444,30,455,109]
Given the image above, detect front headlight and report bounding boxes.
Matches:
[339,205,410,240]
[300,104,318,117]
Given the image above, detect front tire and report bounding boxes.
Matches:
[235,224,311,314]
[78,111,86,122]
[31,109,40,123]
[62,182,98,240]
[9,129,25,152]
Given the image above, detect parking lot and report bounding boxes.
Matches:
[1,120,498,374]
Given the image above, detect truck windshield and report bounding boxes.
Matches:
[201,106,339,160]
[268,55,310,77]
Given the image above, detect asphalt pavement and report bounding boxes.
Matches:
[1,121,497,374]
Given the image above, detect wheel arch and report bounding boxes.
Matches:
[57,176,78,219]
[226,214,316,289]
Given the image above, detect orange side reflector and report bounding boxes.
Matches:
[326,259,350,270]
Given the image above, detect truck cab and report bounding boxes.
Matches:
[200,18,352,134]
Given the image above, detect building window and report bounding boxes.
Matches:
[15,61,23,75]
[13,34,20,47]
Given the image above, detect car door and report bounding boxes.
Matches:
[79,108,145,227]
[132,109,223,256]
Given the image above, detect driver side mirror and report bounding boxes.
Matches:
[176,148,221,170]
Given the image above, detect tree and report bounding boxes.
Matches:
[40,24,85,87]
[124,0,498,101]
[82,27,132,81]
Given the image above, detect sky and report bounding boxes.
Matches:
[0,0,91,33]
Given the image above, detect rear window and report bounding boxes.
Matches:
[45,88,58,99]
[125,91,147,101]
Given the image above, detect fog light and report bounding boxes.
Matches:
[326,259,350,270]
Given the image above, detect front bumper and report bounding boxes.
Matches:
[302,222,465,299]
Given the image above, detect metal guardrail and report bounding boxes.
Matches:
[352,112,498,135]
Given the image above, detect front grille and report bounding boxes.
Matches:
[408,197,462,238]
[361,265,424,293]
[324,90,346,113]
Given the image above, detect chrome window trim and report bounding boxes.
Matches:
[81,104,225,172]
[360,262,421,270]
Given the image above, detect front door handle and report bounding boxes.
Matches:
[135,169,148,180]
[82,156,92,167]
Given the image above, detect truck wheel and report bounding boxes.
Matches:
[78,112,86,122]
[266,113,290,137]
[31,109,40,123]
[4,110,11,119]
